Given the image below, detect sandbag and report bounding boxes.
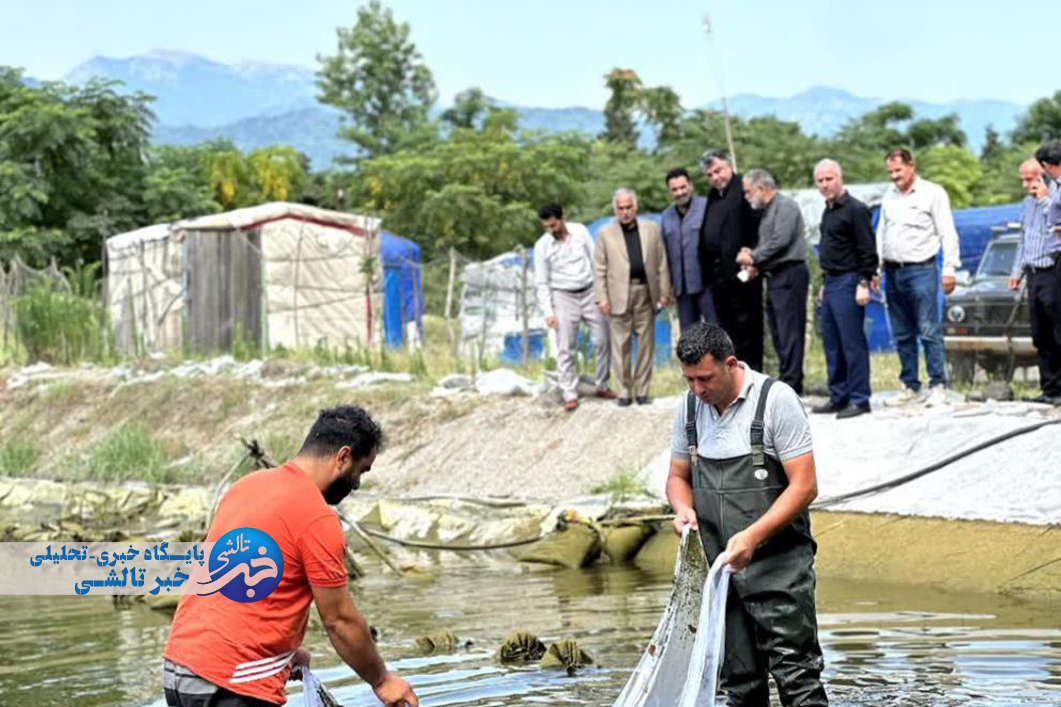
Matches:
[517,523,602,569]
[632,526,679,572]
[603,524,654,563]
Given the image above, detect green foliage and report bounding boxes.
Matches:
[317,0,438,159]
[354,123,591,258]
[14,262,111,365]
[0,440,39,476]
[601,68,643,146]
[918,145,984,208]
[84,424,168,483]
[0,67,155,264]
[591,469,646,502]
[1011,90,1061,144]
[974,140,1038,206]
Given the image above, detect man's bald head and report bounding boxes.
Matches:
[1019,157,1047,198]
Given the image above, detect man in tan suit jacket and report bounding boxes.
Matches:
[594,188,673,405]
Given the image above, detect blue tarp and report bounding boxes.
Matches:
[380,231,423,348]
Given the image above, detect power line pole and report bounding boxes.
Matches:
[702,14,738,171]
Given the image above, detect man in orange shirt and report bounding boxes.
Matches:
[164,406,418,707]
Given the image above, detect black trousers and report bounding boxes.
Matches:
[1028,260,1061,397]
[165,688,278,707]
[713,276,764,370]
[766,262,809,396]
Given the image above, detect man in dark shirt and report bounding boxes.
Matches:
[813,159,879,419]
[700,150,764,370]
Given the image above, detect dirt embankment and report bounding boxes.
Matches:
[0,366,673,498]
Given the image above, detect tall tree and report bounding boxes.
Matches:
[1011,90,1061,144]
[601,68,642,146]
[352,123,591,258]
[640,86,684,147]
[0,67,154,264]
[441,88,494,130]
[317,0,438,159]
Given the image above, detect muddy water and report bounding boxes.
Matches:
[1,562,1059,707]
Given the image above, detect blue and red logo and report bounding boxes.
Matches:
[197,527,283,603]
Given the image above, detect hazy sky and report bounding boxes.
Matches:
[3,0,1055,107]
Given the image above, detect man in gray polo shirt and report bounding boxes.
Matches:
[667,322,827,707]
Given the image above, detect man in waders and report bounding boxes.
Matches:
[164,406,418,707]
[667,323,827,707]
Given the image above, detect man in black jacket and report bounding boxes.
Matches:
[699,150,764,370]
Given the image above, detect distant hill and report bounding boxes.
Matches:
[64,51,1028,168]
[713,86,1024,151]
[64,50,318,127]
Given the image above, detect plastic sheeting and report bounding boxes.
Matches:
[105,223,185,354]
[381,231,423,348]
[611,527,730,707]
[106,203,385,353]
[638,398,1061,526]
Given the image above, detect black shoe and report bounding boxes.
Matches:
[836,403,871,419]
[636,396,651,405]
[811,400,845,414]
[1026,394,1058,404]
[617,397,633,407]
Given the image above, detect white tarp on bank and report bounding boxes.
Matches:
[640,399,1061,526]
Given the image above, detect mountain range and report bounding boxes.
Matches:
[59,50,1028,169]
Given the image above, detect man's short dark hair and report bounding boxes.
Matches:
[700,149,731,170]
[665,167,691,185]
[675,323,735,366]
[299,405,383,460]
[1035,142,1061,167]
[538,203,564,220]
[886,148,914,165]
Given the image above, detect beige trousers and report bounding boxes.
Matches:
[608,283,655,398]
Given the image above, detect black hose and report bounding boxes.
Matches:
[359,526,544,551]
[813,416,1061,508]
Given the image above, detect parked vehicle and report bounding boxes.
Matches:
[943,229,1035,384]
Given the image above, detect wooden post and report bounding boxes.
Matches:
[445,247,458,358]
[520,246,530,366]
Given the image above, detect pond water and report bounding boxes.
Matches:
[1,560,1059,707]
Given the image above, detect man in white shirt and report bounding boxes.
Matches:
[876,148,961,406]
[534,203,616,411]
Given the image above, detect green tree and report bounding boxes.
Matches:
[1011,90,1061,144]
[248,145,308,202]
[918,145,983,208]
[907,114,966,150]
[0,67,154,264]
[640,86,684,147]
[353,122,591,258]
[317,0,438,159]
[441,87,494,130]
[974,140,1038,206]
[660,110,823,189]
[601,68,643,146]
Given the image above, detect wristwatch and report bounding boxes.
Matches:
[857,278,870,288]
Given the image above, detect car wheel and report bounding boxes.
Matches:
[949,353,976,385]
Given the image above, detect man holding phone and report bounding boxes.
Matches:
[1035,142,1061,239]
[1018,153,1061,405]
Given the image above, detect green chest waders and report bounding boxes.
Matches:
[686,380,828,707]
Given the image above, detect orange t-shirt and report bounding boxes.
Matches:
[165,463,347,705]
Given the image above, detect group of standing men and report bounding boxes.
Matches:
[536,149,799,412]
[537,139,1061,417]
